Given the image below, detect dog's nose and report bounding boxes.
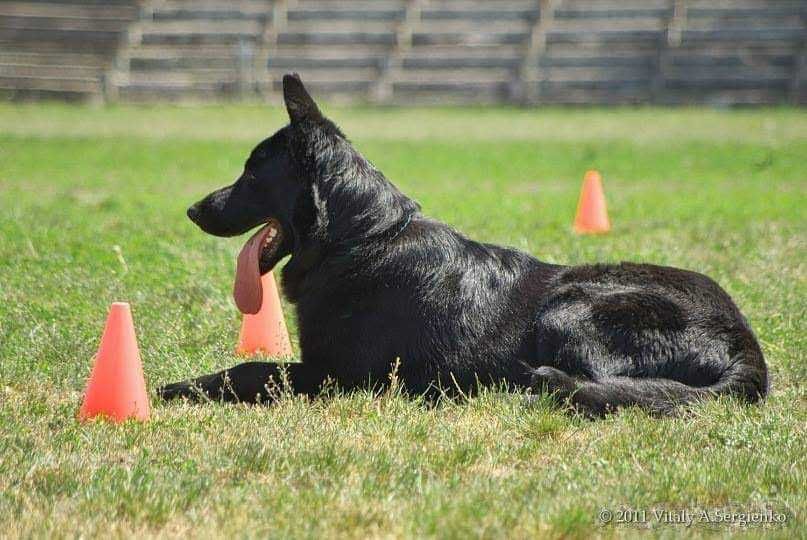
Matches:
[186,205,200,222]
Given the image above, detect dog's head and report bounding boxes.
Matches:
[187,74,419,311]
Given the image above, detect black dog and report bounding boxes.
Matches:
[160,74,768,416]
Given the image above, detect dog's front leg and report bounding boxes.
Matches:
[158,361,327,404]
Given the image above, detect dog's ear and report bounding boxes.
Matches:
[283,73,321,123]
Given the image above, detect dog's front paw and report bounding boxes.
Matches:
[157,381,204,402]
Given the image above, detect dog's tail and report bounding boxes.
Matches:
[530,345,768,417]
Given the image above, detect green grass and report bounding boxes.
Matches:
[0,104,805,538]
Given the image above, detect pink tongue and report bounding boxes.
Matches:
[234,224,272,314]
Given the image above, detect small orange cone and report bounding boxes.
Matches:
[573,170,611,234]
[79,302,150,423]
[236,272,293,358]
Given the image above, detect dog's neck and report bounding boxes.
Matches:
[293,127,420,240]
[282,200,417,297]
[281,121,421,300]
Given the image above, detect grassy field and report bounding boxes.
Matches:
[0,103,804,538]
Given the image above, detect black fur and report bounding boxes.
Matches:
[160,74,768,417]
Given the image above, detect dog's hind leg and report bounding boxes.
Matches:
[526,351,768,418]
[158,361,327,404]
[527,366,710,417]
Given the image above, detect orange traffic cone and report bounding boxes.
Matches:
[573,170,611,234]
[79,302,150,422]
[236,272,293,358]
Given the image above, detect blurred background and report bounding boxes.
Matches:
[1,0,805,106]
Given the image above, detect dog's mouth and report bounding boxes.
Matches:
[233,218,285,314]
